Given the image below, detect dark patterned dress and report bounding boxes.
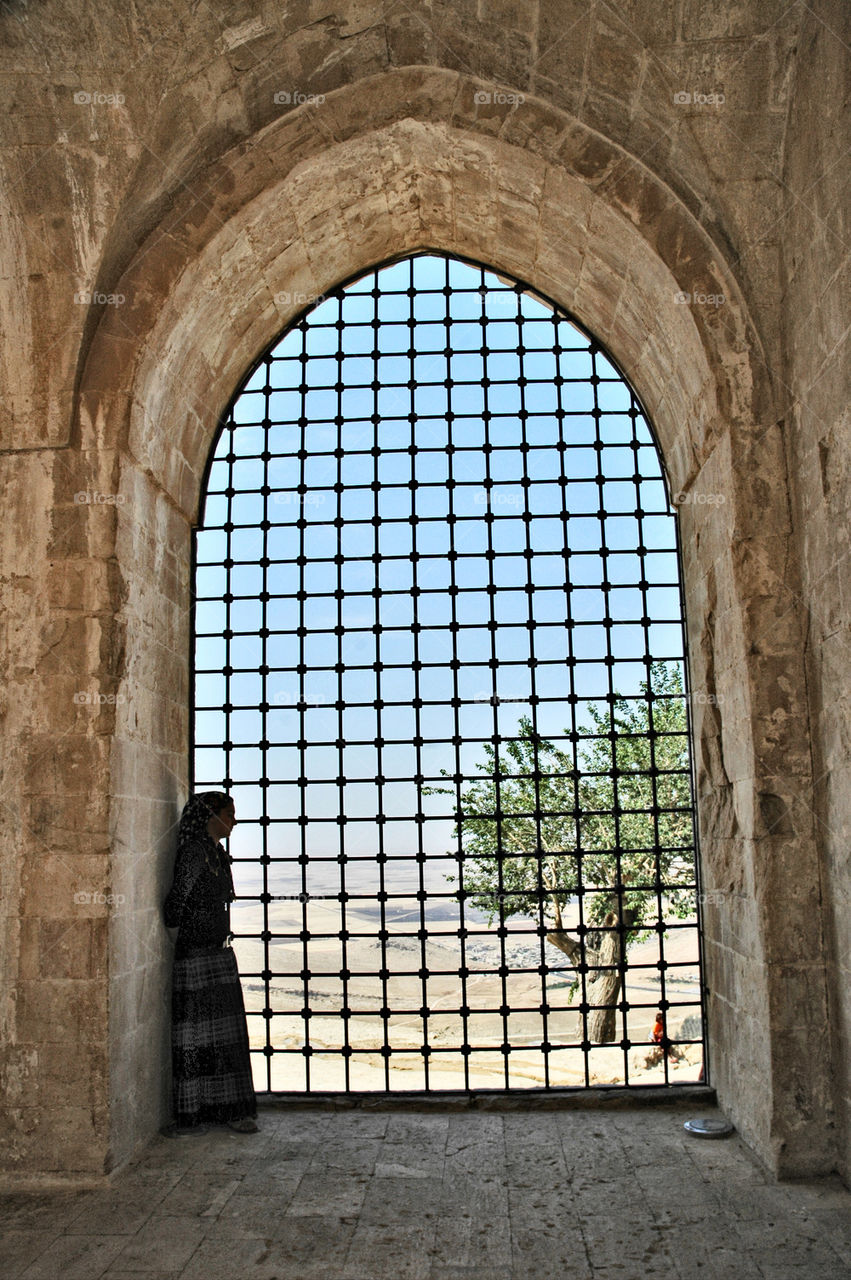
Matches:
[164,829,256,1126]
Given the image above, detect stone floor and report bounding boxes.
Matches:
[1,1102,849,1279]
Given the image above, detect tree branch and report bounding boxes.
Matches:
[545,928,581,964]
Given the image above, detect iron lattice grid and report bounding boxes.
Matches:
[192,251,707,1095]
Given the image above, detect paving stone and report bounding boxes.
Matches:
[318,1150,383,1177]
[661,1230,765,1279]
[756,1265,849,1280]
[108,1216,206,1273]
[270,1213,360,1274]
[0,1192,89,1233]
[748,1243,847,1273]
[442,1142,506,1178]
[568,1180,649,1218]
[153,1174,242,1219]
[203,1190,296,1239]
[358,1174,445,1227]
[115,1169,184,1200]
[428,1269,515,1280]
[266,1113,335,1142]
[385,1115,451,1142]
[633,1162,724,1223]
[283,1171,370,1218]
[0,1230,64,1279]
[424,1217,472,1268]
[178,1236,298,1280]
[19,1232,129,1279]
[437,1179,509,1222]
[578,1217,680,1273]
[2,1107,849,1278]
[101,1273,182,1280]
[231,1167,306,1199]
[733,1216,826,1253]
[63,1190,163,1235]
[806,1207,851,1257]
[507,1182,580,1226]
[511,1225,592,1278]
[460,1225,514,1270]
[343,1223,434,1279]
[375,1159,441,1178]
[716,1179,819,1221]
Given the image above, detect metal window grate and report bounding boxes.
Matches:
[192,252,706,1094]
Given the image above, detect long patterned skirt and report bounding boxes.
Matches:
[171,945,256,1126]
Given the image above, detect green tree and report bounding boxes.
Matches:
[436,662,696,1043]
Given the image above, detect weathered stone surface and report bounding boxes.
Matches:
[0,1106,848,1276]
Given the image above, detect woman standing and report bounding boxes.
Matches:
[164,792,258,1133]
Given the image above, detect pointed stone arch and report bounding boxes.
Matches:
[71,75,827,1176]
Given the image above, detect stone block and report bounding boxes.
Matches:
[588,16,646,106]
[16,977,106,1044]
[385,11,441,69]
[40,1039,107,1111]
[534,2,592,89]
[682,0,798,41]
[22,732,111,799]
[33,918,108,980]
[20,853,111,919]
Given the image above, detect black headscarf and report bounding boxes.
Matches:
[176,792,235,901]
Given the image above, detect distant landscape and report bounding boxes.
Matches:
[229,895,704,1093]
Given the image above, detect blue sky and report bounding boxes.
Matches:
[192,254,688,897]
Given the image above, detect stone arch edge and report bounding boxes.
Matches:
[75,69,775,500]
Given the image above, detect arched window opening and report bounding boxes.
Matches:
[192,252,707,1094]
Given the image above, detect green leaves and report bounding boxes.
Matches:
[446,661,696,937]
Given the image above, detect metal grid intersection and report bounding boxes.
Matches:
[192,252,706,1095]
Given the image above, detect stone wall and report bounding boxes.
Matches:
[0,1,846,1183]
[782,0,851,1183]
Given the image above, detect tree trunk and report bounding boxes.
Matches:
[547,907,637,1045]
[586,945,621,1043]
[586,908,637,1043]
